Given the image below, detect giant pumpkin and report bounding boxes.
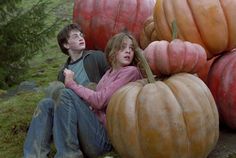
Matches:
[140,16,158,49]
[73,0,155,50]
[207,49,236,129]
[106,49,219,158]
[153,0,236,59]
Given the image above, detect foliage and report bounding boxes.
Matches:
[0,0,63,89]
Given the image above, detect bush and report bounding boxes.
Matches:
[0,0,63,89]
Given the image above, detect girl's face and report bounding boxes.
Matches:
[114,37,134,69]
[64,30,86,52]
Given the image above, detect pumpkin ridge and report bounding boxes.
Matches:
[190,44,200,72]
[157,80,190,157]
[224,57,236,127]
[185,0,202,44]
[218,0,230,49]
[90,0,99,48]
[107,84,129,155]
[214,55,230,121]
[131,0,140,34]
[166,73,217,157]
[154,0,172,40]
[190,74,219,156]
[187,0,212,54]
[164,75,195,157]
[163,0,175,40]
[214,53,236,128]
[108,82,144,157]
[138,82,179,157]
[185,74,219,146]
[112,0,122,34]
[126,82,145,157]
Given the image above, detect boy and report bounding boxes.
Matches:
[24,23,110,158]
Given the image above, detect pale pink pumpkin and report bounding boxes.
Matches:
[143,39,207,76]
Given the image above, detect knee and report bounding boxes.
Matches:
[60,88,76,98]
[33,98,54,118]
[54,89,74,109]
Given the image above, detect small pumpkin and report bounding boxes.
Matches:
[140,16,158,49]
[153,0,236,59]
[143,39,207,76]
[106,49,219,158]
[207,49,236,129]
[73,0,155,50]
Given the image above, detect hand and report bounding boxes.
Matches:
[63,68,75,85]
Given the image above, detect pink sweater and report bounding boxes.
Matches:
[65,66,142,127]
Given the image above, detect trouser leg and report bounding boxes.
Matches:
[53,89,112,158]
[24,98,54,158]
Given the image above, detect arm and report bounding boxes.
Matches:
[65,66,141,110]
[57,57,70,82]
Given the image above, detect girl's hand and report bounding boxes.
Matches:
[63,68,75,84]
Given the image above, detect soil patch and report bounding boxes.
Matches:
[208,127,236,158]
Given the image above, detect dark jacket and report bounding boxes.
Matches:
[57,50,109,83]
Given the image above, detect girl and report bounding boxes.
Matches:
[56,32,142,158]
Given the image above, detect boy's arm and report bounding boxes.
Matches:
[57,57,70,82]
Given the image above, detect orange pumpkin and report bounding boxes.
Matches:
[153,0,236,59]
[140,16,158,49]
[107,73,219,158]
[143,39,207,76]
[106,50,219,158]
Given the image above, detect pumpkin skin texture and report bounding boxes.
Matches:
[207,50,236,129]
[197,57,216,83]
[153,0,236,59]
[143,39,207,76]
[107,73,219,158]
[73,0,155,50]
[140,16,158,49]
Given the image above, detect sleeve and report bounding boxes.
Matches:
[65,66,142,110]
[57,66,65,82]
[57,58,70,82]
[96,51,110,76]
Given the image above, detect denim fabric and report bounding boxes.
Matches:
[24,98,54,158]
[54,89,112,158]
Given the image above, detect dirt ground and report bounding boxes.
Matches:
[208,126,236,158]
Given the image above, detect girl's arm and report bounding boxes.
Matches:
[65,66,141,110]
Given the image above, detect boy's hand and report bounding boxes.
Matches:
[63,68,75,84]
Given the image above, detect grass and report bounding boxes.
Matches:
[0,92,44,158]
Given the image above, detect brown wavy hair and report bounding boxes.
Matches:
[104,32,141,68]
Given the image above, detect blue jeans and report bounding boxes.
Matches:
[53,89,112,158]
[24,89,112,158]
[24,98,54,158]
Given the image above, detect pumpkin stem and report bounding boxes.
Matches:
[136,48,155,83]
[171,20,178,40]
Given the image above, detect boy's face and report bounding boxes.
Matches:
[64,30,86,52]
